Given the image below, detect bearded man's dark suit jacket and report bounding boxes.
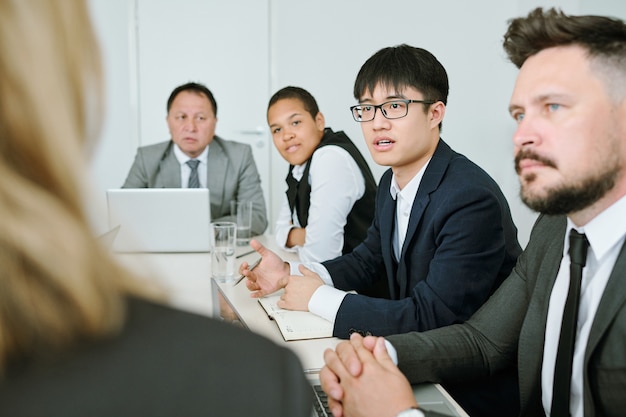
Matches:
[122,137,268,235]
[389,214,626,417]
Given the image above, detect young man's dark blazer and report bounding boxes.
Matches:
[323,139,521,338]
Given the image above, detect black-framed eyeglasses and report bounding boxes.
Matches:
[350,99,435,122]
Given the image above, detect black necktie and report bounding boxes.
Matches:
[187,159,200,188]
[551,229,589,417]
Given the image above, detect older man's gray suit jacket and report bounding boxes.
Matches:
[122,137,267,235]
[389,214,626,417]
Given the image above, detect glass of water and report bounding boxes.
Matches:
[210,221,236,282]
[231,200,253,246]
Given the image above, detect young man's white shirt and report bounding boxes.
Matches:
[302,160,431,324]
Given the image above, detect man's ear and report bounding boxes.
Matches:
[430,101,445,129]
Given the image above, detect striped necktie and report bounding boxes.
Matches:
[187,159,200,188]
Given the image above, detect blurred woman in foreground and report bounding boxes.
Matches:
[0,1,311,416]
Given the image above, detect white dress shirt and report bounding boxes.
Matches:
[541,194,626,417]
[389,169,424,260]
[304,161,430,324]
[275,145,365,263]
[173,144,208,188]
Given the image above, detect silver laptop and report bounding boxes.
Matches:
[106,188,211,253]
[310,378,465,417]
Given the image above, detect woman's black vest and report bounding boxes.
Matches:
[285,128,377,254]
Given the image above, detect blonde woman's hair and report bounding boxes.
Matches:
[0,0,159,370]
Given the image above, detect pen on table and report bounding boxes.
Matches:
[234,257,262,286]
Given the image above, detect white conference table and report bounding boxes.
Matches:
[114,235,467,416]
[114,235,339,372]
[113,234,284,317]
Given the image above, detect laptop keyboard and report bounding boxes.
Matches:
[312,384,333,417]
[311,382,460,416]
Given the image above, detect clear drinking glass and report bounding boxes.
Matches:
[210,221,236,282]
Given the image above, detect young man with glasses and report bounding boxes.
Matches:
[241,44,522,416]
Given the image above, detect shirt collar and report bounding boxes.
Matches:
[565,194,626,261]
[173,143,209,165]
[290,161,308,182]
[389,159,431,201]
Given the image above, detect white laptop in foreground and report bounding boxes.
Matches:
[106,188,211,253]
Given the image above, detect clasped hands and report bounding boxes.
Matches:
[320,333,418,417]
[237,239,323,311]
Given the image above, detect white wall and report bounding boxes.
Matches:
[88,0,626,247]
[88,0,138,229]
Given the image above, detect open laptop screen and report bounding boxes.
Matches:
[106,188,211,253]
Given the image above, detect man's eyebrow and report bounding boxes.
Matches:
[359,94,406,104]
[508,93,572,114]
[536,93,572,102]
[508,104,523,114]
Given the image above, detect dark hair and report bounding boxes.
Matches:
[503,7,626,69]
[166,82,218,116]
[353,44,449,106]
[268,86,320,119]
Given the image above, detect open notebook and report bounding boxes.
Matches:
[258,290,333,341]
